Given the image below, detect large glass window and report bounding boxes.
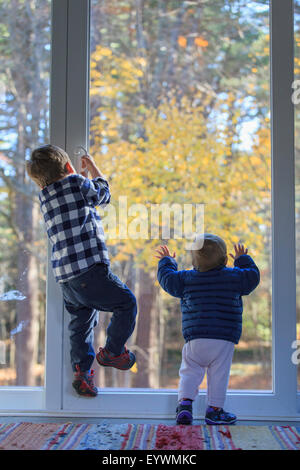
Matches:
[0,0,50,386]
[89,0,272,390]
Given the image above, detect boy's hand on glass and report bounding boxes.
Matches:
[229,243,248,261]
[80,157,89,178]
[81,154,96,170]
[155,245,176,260]
[81,154,106,179]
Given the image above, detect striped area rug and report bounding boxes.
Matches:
[0,422,299,450]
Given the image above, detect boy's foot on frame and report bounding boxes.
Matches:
[72,365,98,397]
[96,346,136,371]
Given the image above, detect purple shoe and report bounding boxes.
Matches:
[176,399,193,425]
[205,406,237,425]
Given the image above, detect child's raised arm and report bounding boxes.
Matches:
[155,245,176,260]
[230,244,260,295]
[79,154,110,207]
[81,154,107,180]
[156,245,185,298]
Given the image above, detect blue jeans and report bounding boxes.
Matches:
[61,263,137,372]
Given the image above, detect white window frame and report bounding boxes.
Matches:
[0,0,299,421]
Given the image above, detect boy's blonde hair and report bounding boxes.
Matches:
[26,144,71,188]
[189,233,227,272]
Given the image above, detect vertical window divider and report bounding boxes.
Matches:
[61,0,91,409]
[270,0,297,414]
[45,0,69,411]
[46,0,91,411]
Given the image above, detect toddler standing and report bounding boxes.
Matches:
[156,233,260,424]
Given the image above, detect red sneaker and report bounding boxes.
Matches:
[72,365,98,397]
[96,347,136,370]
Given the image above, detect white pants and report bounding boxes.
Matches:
[178,338,235,408]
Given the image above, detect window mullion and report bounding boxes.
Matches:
[45,0,69,411]
[270,0,297,412]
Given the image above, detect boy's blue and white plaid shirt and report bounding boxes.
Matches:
[39,174,110,283]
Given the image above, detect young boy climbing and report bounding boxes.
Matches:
[155,234,260,425]
[26,144,137,397]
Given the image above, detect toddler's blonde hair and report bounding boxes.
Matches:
[189,233,227,272]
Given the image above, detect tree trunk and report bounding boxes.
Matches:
[15,197,40,385]
[133,268,157,388]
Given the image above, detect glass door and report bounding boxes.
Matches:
[61,0,298,419]
[88,0,272,393]
[0,0,51,409]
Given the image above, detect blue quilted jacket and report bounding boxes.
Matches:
[157,254,260,344]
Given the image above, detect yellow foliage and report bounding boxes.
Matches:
[89,45,271,269]
[250,156,262,166]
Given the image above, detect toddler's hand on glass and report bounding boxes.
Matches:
[155,245,176,260]
[229,243,248,261]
